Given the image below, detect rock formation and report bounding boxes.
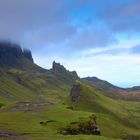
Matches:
[51,61,79,80]
[70,82,81,102]
[60,114,101,135]
[52,61,67,74]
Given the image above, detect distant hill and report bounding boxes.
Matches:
[83,77,121,90]
[83,77,140,101]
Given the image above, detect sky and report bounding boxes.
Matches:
[0,0,140,87]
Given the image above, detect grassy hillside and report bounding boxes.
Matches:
[0,60,79,104]
[68,81,140,139]
[119,100,140,122]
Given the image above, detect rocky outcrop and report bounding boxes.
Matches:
[70,82,81,102]
[0,41,33,66]
[51,61,79,80]
[52,61,67,73]
[60,114,101,135]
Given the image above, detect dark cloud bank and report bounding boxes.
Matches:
[0,0,140,55]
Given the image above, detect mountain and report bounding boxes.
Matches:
[0,41,49,74]
[0,42,139,140]
[83,77,140,101]
[0,42,79,102]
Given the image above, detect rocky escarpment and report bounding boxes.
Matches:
[51,61,79,82]
[0,41,33,67]
[52,61,66,72]
[52,61,78,77]
[23,49,33,62]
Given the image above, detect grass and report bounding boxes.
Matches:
[0,104,90,133]
[118,100,140,118]
[0,103,122,140]
[0,96,15,109]
[28,134,120,140]
[0,74,39,101]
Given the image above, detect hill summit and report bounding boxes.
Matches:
[0,41,33,66]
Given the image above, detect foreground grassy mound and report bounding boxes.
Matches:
[0,101,118,140]
[0,98,139,140]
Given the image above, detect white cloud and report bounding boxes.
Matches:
[82,38,140,56]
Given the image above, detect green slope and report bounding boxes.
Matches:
[0,101,121,140]
[68,81,140,139]
[0,60,79,103]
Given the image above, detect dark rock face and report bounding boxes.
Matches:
[0,41,33,66]
[71,71,78,77]
[52,61,67,73]
[70,83,81,102]
[23,49,33,62]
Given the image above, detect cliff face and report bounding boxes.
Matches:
[52,61,67,73]
[23,49,34,62]
[0,42,33,66]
